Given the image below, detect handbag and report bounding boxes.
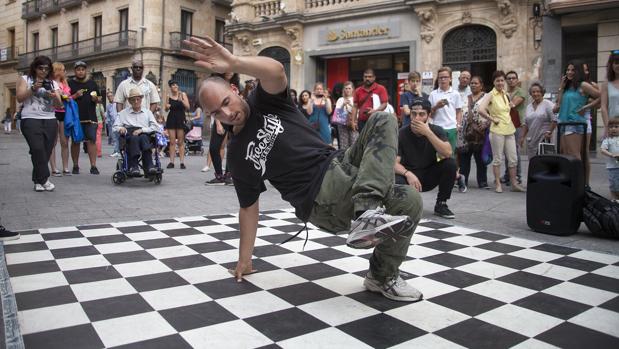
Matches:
[183,120,193,134]
[481,129,493,165]
[331,106,348,126]
[506,94,521,128]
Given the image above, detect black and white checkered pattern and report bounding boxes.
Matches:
[2,209,619,348]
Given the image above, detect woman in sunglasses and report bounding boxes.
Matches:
[16,55,63,192]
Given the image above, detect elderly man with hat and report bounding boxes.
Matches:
[394,98,457,219]
[113,87,159,176]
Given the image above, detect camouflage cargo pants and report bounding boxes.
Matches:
[309,113,423,283]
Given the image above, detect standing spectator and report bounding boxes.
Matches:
[395,98,456,218]
[478,70,525,193]
[290,89,298,107]
[334,81,358,149]
[552,63,599,163]
[3,108,12,134]
[310,82,332,145]
[16,55,62,191]
[601,50,619,137]
[68,61,100,175]
[298,90,313,119]
[114,59,160,113]
[520,82,556,160]
[352,69,388,131]
[95,96,105,157]
[400,71,429,128]
[457,70,472,111]
[164,80,190,169]
[107,91,120,157]
[503,71,526,185]
[429,66,466,191]
[49,62,71,176]
[580,62,601,186]
[458,76,489,189]
[600,118,619,201]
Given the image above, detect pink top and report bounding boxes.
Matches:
[55,81,71,112]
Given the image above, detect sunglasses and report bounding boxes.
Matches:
[132,66,144,69]
[36,66,50,71]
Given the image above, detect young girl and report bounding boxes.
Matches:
[601,119,619,201]
[155,114,169,157]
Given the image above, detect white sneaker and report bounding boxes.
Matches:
[34,183,44,192]
[110,152,120,158]
[346,208,414,249]
[201,165,210,172]
[43,180,55,192]
[364,272,423,302]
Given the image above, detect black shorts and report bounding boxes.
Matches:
[74,122,97,143]
[55,111,65,123]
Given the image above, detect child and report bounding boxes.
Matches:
[601,118,619,201]
[155,114,169,157]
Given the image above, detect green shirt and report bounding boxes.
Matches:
[96,104,105,124]
[509,86,527,125]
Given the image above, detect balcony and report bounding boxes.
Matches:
[22,0,91,20]
[169,32,233,53]
[0,47,18,65]
[18,30,137,69]
[547,0,619,13]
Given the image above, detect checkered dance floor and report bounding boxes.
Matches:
[2,209,619,348]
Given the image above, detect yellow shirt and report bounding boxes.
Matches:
[488,88,516,135]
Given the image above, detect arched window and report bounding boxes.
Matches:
[171,69,198,109]
[443,25,496,86]
[259,46,290,86]
[113,68,130,92]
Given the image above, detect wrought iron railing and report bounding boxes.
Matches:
[169,32,232,52]
[18,30,137,69]
[22,0,93,20]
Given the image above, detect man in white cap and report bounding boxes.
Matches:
[113,87,159,176]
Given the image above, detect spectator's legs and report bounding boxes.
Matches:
[58,121,69,172]
[96,122,103,157]
[168,128,178,165]
[21,119,57,184]
[412,159,457,201]
[125,133,141,169]
[177,128,186,166]
[458,148,473,186]
[490,132,506,191]
[209,122,226,177]
[473,147,488,187]
[138,133,153,170]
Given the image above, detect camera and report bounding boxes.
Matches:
[41,79,53,91]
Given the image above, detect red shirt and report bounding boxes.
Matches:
[353,83,388,121]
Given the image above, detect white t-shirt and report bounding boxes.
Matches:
[601,136,619,169]
[429,86,462,130]
[21,75,59,120]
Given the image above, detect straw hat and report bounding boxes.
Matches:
[128,87,143,100]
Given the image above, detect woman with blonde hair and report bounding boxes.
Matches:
[49,62,71,176]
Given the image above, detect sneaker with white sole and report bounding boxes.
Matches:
[345,208,414,249]
[364,272,423,302]
[0,225,19,241]
[457,175,467,193]
[43,180,55,191]
[201,165,210,172]
[34,183,44,192]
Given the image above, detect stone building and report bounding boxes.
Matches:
[0,0,232,115]
[228,0,618,145]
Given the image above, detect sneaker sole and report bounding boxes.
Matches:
[346,217,414,249]
[434,212,455,219]
[363,278,423,302]
[0,233,20,241]
[205,182,226,186]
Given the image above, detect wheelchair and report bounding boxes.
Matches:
[112,131,163,185]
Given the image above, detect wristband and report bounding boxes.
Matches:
[403,170,409,177]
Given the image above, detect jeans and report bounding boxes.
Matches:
[125,133,153,170]
[209,122,228,177]
[395,158,457,202]
[458,146,488,187]
[21,118,58,184]
[310,113,422,283]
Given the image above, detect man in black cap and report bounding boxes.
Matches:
[68,60,101,174]
[394,98,457,218]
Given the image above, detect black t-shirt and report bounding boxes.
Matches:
[68,78,99,122]
[398,124,447,170]
[228,84,338,221]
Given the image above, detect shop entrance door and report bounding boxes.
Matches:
[443,25,496,90]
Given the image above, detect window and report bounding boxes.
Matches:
[119,8,128,44]
[71,22,79,54]
[94,15,102,51]
[181,10,193,39]
[32,32,39,52]
[8,28,15,59]
[51,27,58,57]
[215,19,225,43]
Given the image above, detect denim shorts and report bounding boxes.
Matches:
[609,168,619,192]
[562,125,587,135]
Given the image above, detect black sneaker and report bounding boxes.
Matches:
[167,163,174,169]
[0,225,20,241]
[90,166,100,175]
[205,176,226,185]
[224,173,233,185]
[434,201,455,219]
[72,166,80,174]
[180,163,186,169]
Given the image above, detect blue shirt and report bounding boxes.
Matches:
[399,91,429,127]
[106,102,118,124]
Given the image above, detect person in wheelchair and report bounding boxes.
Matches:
[113,87,159,177]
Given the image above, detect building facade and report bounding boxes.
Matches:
[228,0,619,146]
[0,0,231,115]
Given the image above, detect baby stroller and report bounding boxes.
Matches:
[185,125,204,155]
[112,131,163,185]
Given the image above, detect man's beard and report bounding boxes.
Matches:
[364,80,373,87]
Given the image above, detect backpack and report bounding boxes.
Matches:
[582,189,619,238]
